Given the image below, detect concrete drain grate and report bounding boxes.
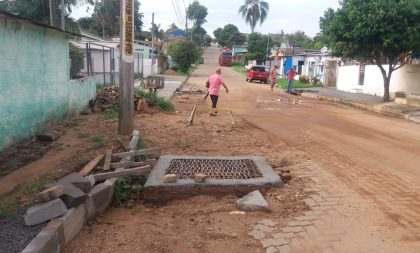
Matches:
[165,159,263,179]
[144,156,282,202]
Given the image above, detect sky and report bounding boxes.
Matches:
[70,0,340,37]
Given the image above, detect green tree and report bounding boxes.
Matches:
[320,0,420,101]
[246,33,269,64]
[151,23,165,41]
[213,24,246,48]
[168,40,201,73]
[166,23,179,33]
[238,0,269,32]
[187,1,208,27]
[286,31,314,49]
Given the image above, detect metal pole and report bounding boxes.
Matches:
[109,48,113,85]
[60,0,65,30]
[49,0,56,27]
[266,33,270,66]
[141,54,144,78]
[86,43,89,76]
[118,0,134,135]
[102,46,106,85]
[137,53,140,75]
[151,13,154,77]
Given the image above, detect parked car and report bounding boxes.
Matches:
[246,65,269,83]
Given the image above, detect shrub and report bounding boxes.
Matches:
[136,89,174,112]
[299,75,310,83]
[167,40,201,73]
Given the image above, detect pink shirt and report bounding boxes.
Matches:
[287,70,296,80]
[207,73,224,96]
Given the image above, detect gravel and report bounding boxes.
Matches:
[0,206,46,253]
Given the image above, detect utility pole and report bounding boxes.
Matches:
[60,0,65,30]
[266,33,270,67]
[118,0,135,135]
[49,0,56,27]
[185,10,188,37]
[151,13,155,76]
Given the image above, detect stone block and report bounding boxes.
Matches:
[37,185,64,203]
[258,219,278,227]
[194,173,208,183]
[59,173,92,193]
[86,175,96,187]
[36,131,61,142]
[85,182,113,220]
[237,190,269,212]
[57,204,86,244]
[163,174,177,183]
[248,230,265,240]
[21,227,61,253]
[24,199,67,226]
[60,183,87,208]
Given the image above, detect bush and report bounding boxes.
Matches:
[136,89,175,112]
[299,75,310,83]
[167,40,201,73]
[69,43,84,78]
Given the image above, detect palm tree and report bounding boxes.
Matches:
[238,0,269,33]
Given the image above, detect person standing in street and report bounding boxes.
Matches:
[207,67,229,116]
[269,65,278,91]
[286,67,297,93]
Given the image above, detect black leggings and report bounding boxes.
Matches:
[210,95,219,108]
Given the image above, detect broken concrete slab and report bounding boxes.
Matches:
[248,230,266,240]
[194,173,208,183]
[93,166,151,182]
[37,185,64,203]
[59,173,91,194]
[260,238,288,248]
[85,181,114,220]
[60,183,87,209]
[237,190,269,212]
[57,204,85,244]
[163,174,177,183]
[258,219,278,227]
[24,199,67,226]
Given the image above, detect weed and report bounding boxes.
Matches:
[112,176,147,207]
[93,135,106,149]
[136,90,174,112]
[103,107,119,119]
[0,197,18,218]
[23,176,53,196]
[135,136,147,162]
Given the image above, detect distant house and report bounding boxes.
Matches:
[0,10,96,151]
[168,29,187,39]
[232,46,248,62]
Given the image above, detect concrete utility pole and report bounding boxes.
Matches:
[60,0,65,30]
[151,13,155,76]
[118,0,135,135]
[266,33,270,67]
[49,0,56,27]
[185,10,188,36]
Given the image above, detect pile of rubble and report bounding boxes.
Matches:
[96,86,142,111]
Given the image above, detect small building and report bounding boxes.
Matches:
[168,29,187,39]
[0,10,96,151]
[232,46,248,62]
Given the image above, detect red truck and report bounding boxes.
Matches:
[219,49,233,67]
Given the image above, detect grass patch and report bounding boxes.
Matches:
[232,62,247,75]
[0,197,18,218]
[23,176,54,196]
[93,135,106,149]
[277,78,322,89]
[136,90,175,112]
[135,136,147,162]
[103,107,119,119]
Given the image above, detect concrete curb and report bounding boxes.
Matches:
[301,92,420,124]
[21,181,117,253]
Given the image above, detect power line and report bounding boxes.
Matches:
[170,0,183,27]
[174,0,185,27]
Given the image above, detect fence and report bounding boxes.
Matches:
[81,42,146,86]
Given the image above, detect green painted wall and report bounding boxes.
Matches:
[0,15,96,150]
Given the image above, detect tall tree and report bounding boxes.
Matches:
[213,24,246,48]
[238,0,269,32]
[187,1,208,45]
[246,33,269,64]
[321,0,420,101]
[166,23,179,33]
[286,31,314,49]
[150,23,165,41]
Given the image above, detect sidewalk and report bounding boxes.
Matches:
[300,87,420,124]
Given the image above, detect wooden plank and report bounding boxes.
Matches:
[112,147,160,159]
[117,137,129,151]
[102,149,113,171]
[109,159,157,169]
[227,110,236,127]
[93,166,152,182]
[79,154,104,176]
[187,106,197,126]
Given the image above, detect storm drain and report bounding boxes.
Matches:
[165,159,263,179]
[144,156,282,203]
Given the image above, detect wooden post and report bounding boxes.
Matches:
[60,0,65,30]
[49,0,56,27]
[118,0,135,135]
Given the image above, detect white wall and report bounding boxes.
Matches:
[337,64,420,96]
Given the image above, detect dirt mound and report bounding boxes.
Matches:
[163,69,181,75]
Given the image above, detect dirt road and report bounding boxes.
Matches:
[187,46,420,252]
